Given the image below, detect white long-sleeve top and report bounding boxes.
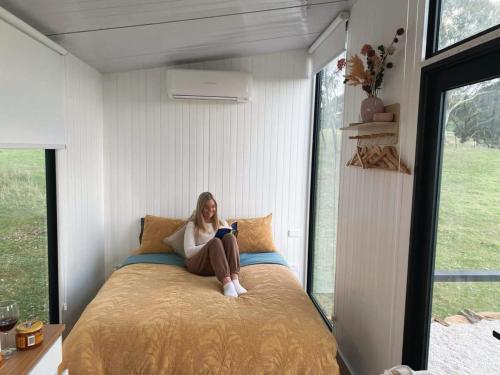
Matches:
[183,219,228,259]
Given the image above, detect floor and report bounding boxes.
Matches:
[428,313,500,375]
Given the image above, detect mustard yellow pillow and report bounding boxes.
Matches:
[136,215,186,254]
[228,214,276,253]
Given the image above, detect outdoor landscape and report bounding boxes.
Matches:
[433,140,499,317]
[432,78,499,318]
[0,149,49,322]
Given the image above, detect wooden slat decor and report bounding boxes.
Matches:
[346,145,411,174]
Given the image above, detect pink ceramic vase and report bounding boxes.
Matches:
[360,96,384,122]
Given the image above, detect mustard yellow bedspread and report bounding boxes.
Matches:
[63,263,339,375]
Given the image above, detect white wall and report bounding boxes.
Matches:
[57,53,105,331]
[334,0,424,373]
[102,50,313,282]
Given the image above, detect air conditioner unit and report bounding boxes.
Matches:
[166,69,253,102]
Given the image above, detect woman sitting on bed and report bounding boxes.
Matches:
[184,192,247,298]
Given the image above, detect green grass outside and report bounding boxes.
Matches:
[432,139,500,317]
[0,149,49,323]
[435,143,500,270]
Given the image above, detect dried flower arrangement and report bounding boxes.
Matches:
[337,27,405,97]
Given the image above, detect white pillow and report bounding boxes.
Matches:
[163,223,187,258]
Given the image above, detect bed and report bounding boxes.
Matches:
[62,252,339,375]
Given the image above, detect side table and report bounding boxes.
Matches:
[0,324,65,375]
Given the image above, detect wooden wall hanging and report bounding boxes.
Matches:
[346,139,411,174]
[340,103,411,175]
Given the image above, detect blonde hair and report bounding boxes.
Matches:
[191,192,223,235]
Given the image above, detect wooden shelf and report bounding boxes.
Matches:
[340,103,400,135]
[343,103,411,174]
[339,122,398,132]
[0,324,65,375]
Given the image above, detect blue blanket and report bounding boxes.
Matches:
[120,252,288,269]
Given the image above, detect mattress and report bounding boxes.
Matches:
[62,253,339,375]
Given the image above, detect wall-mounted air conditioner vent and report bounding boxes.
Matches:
[166,69,253,103]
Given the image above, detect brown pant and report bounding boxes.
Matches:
[185,234,240,283]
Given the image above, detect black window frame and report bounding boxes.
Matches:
[403,37,500,370]
[45,149,59,324]
[426,0,500,59]
[307,69,337,332]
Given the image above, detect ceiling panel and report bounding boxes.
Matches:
[0,0,352,72]
[0,0,341,34]
[92,34,316,73]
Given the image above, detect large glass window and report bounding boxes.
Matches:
[435,0,499,52]
[403,7,500,369]
[428,78,500,374]
[0,149,52,323]
[308,53,345,324]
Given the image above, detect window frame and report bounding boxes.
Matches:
[426,0,500,59]
[403,37,500,370]
[45,149,59,324]
[307,70,333,331]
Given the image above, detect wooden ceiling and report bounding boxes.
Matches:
[0,0,352,72]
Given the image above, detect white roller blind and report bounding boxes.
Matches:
[311,20,347,74]
[0,18,65,148]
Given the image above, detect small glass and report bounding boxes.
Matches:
[0,300,19,359]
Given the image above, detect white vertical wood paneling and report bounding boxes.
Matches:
[333,0,423,373]
[56,53,104,331]
[102,50,312,282]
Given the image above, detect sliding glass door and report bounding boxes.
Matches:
[403,5,500,370]
[429,78,500,373]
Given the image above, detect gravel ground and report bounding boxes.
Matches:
[428,320,500,375]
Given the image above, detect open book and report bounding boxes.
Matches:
[214,222,238,239]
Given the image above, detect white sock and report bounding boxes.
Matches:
[232,279,247,295]
[223,281,238,297]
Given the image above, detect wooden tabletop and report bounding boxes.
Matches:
[0,324,65,375]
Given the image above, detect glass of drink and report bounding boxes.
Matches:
[0,300,19,359]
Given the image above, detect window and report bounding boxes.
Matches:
[428,0,500,54]
[428,79,500,373]
[307,53,345,326]
[0,149,58,323]
[403,8,500,371]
